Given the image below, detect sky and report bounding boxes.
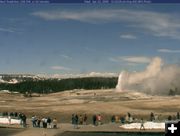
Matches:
[0,4,180,75]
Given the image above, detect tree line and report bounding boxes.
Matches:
[0,77,118,94]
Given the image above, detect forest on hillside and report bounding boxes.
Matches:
[0,77,118,94]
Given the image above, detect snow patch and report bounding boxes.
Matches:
[120,122,165,129]
[0,90,11,93]
[0,117,21,125]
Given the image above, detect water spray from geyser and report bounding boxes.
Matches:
[116,71,128,92]
[115,57,180,95]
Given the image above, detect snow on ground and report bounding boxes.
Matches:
[0,90,19,94]
[0,117,21,125]
[0,90,11,93]
[0,79,19,84]
[8,79,19,84]
[120,122,165,129]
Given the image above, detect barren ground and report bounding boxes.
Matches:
[0,89,179,122]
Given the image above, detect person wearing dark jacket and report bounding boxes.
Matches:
[74,114,79,129]
[92,114,96,126]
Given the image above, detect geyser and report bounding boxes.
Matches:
[116,71,128,92]
[116,57,180,95]
[116,72,124,91]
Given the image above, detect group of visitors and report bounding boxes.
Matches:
[0,112,27,128]
[111,112,133,124]
[1,111,180,131]
[71,114,103,128]
[167,112,180,121]
[31,115,58,129]
[111,115,125,124]
[1,112,19,117]
[71,114,88,128]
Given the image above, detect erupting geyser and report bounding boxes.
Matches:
[115,57,180,95]
[116,71,128,92]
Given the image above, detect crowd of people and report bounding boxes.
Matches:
[31,115,58,129]
[111,112,134,124]
[71,114,104,129]
[0,112,27,127]
[71,114,88,129]
[167,112,180,121]
[1,111,180,130]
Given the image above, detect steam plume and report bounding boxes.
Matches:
[116,57,180,95]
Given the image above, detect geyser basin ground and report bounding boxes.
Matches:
[0,89,179,122]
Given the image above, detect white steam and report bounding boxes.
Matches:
[116,57,180,95]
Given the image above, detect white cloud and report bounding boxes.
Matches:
[51,66,71,71]
[61,54,72,60]
[88,72,117,77]
[157,49,180,53]
[109,56,151,64]
[120,34,137,39]
[0,27,14,33]
[32,9,180,39]
[120,56,151,63]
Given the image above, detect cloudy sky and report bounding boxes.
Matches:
[0,4,180,75]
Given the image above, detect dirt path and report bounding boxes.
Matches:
[8,123,164,136]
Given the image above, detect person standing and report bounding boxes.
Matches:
[22,114,27,128]
[31,115,36,127]
[37,117,41,128]
[150,112,155,121]
[79,115,83,125]
[97,114,102,125]
[72,114,75,128]
[52,118,58,128]
[177,112,180,120]
[47,117,52,128]
[140,118,145,130]
[42,117,47,128]
[115,115,119,123]
[111,115,115,123]
[44,117,48,128]
[83,114,87,125]
[8,116,11,125]
[92,114,96,126]
[75,114,79,129]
